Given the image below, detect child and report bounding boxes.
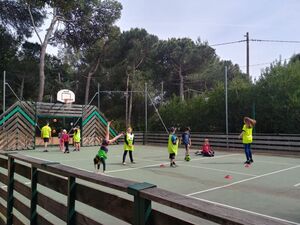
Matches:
[62,129,70,153]
[122,127,135,165]
[41,122,51,152]
[58,129,64,152]
[181,127,191,161]
[73,126,81,151]
[195,138,214,157]
[239,117,256,164]
[94,121,124,173]
[168,127,179,167]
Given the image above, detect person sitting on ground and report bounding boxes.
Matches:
[195,138,214,157]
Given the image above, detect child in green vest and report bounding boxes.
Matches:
[168,127,179,167]
[93,121,124,173]
[122,127,135,165]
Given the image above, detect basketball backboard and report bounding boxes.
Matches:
[57,89,75,103]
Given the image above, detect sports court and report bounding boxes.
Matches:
[16,144,300,225]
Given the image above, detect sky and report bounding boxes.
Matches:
[33,0,300,80]
[115,0,300,80]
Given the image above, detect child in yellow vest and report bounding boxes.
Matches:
[168,127,179,167]
[122,127,135,165]
[239,117,256,164]
[73,126,81,151]
[41,122,51,152]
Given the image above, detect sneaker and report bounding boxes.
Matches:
[73,149,76,151]
[131,161,136,164]
[244,160,250,164]
[170,163,176,168]
[250,159,254,163]
[122,162,126,165]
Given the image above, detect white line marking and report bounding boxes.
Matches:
[294,183,300,187]
[188,196,300,225]
[182,164,257,177]
[107,154,239,173]
[187,164,300,196]
[232,157,297,166]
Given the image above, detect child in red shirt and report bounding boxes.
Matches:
[195,138,214,157]
[62,129,70,153]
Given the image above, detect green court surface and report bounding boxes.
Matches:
[10,145,300,224]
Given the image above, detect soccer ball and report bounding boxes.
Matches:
[53,118,57,122]
[185,155,191,161]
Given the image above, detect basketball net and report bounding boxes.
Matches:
[64,99,73,109]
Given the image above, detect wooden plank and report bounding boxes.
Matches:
[75,183,133,224]
[12,215,25,225]
[0,202,6,216]
[37,192,67,222]
[140,187,293,225]
[37,171,68,195]
[47,163,135,192]
[14,197,30,219]
[36,214,53,225]
[0,158,7,169]
[150,209,195,225]
[14,180,30,199]
[0,178,7,195]
[15,163,31,179]
[75,212,104,225]
[0,216,5,225]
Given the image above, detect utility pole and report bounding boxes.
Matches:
[245,32,250,77]
[3,71,6,113]
[97,83,100,111]
[161,81,164,103]
[144,83,148,145]
[225,66,229,150]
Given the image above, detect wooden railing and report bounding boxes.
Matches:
[0,152,294,225]
[134,132,300,153]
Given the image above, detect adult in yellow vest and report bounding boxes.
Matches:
[239,117,256,164]
[73,126,81,151]
[168,127,179,167]
[41,122,51,152]
[122,127,135,165]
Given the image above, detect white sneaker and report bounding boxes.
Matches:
[122,162,126,165]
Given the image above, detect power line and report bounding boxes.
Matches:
[250,39,300,44]
[210,40,246,47]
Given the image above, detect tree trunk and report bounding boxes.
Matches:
[37,8,58,102]
[84,56,101,105]
[20,78,24,100]
[179,65,184,101]
[125,72,130,127]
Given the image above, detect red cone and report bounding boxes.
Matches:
[224,175,233,179]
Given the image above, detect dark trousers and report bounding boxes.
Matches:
[123,150,133,162]
[96,157,106,172]
[244,144,252,161]
[64,141,69,152]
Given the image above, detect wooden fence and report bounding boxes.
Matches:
[0,152,294,225]
[134,132,300,153]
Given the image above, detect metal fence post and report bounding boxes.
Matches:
[67,176,76,225]
[127,182,156,225]
[30,167,38,225]
[6,156,15,225]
